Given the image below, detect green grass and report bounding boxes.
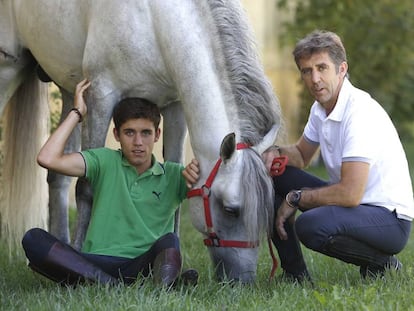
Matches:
[2,209,414,310]
[1,140,414,310]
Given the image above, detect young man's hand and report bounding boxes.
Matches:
[183,158,200,189]
[74,78,91,118]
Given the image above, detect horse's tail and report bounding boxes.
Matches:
[0,71,49,254]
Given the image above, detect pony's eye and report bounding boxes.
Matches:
[224,206,240,217]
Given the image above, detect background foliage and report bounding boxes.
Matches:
[49,85,63,132]
[276,0,414,139]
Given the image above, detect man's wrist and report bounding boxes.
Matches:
[70,107,83,123]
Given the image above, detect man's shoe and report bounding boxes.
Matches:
[360,256,402,279]
[280,269,313,285]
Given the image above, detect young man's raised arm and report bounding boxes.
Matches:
[37,79,91,177]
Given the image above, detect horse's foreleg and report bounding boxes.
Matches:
[161,101,187,235]
[48,89,81,243]
[72,177,93,250]
[162,100,187,163]
[72,89,117,250]
[47,172,72,243]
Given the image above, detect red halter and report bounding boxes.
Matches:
[187,143,256,248]
[187,142,278,279]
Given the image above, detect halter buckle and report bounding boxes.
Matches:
[204,234,221,247]
[201,185,211,198]
[211,236,221,247]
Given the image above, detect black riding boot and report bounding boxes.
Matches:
[29,241,119,285]
[153,248,182,287]
[323,235,402,278]
[22,228,118,285]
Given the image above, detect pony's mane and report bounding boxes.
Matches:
[240,149,274,239]
[207,1,279,238]
[208,0,283,145]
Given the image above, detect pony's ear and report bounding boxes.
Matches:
[220,132,236,162]
[253,124,280,154]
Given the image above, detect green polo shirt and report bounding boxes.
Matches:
[80,148,188,258]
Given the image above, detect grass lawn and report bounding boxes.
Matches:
[1,140,413,310]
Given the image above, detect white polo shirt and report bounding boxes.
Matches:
[304,78,414,220]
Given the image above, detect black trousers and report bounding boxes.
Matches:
[271,166,327,275]
[22,228,180,285]
[272,166,411,268]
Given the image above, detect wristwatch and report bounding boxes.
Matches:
[286,190,302,208]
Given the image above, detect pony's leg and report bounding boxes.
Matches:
[161,101,187,235]
[162,100,187,163]
[72,89,117,250]
[72,177,92,250]
[48,88,81,243]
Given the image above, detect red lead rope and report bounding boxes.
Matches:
[187,142,278,280]
[268,237,278,280]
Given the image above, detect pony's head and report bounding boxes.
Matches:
[188,126,277,283]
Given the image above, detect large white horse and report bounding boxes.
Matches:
[0,0,282,282]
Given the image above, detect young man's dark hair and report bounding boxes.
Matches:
[113,98,161,131]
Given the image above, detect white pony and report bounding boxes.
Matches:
[0,0,282,282]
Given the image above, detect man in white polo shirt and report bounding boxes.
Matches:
[263,30,414,281]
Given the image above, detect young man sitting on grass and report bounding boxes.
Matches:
[22,79,197,287]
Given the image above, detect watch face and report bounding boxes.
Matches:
[291,192,300,202]
[286,191,301,208]
[291,191,301,206]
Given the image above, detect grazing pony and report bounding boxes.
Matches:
[0,0,282,282]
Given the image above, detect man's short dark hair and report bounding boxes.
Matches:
[112,98,161,131]
[293,30,347,71]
